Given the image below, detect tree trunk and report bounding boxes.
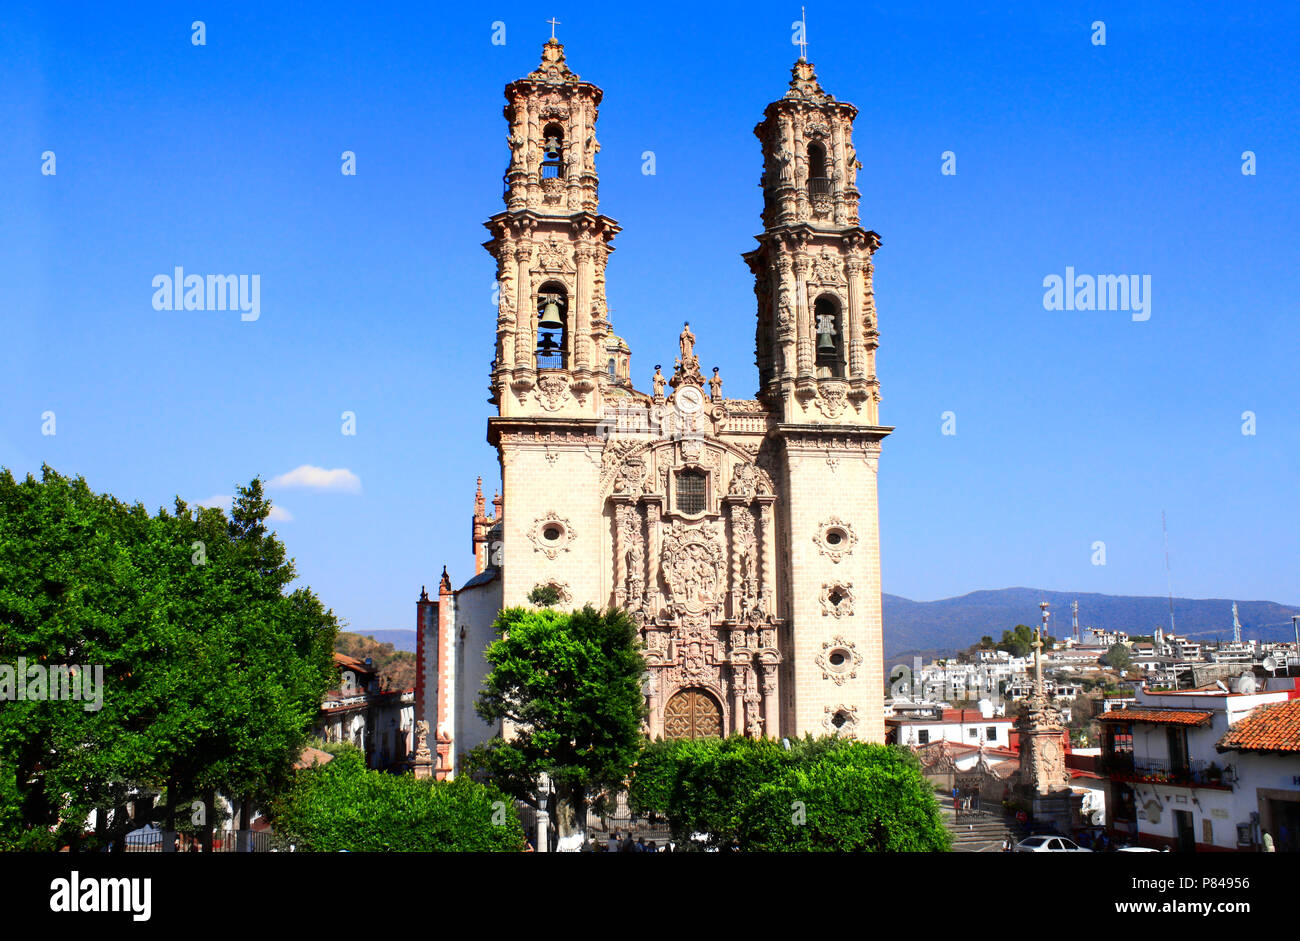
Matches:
[164,778,177,831]
[200,790,216,852]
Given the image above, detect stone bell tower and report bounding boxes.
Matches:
[483,37,621,420]
[483,37,623,616]
[746,58,893,742]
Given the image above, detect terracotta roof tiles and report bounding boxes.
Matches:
[1097,709,1213,727]
[1217,700,1300,754]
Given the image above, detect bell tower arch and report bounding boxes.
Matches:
[483,37,621,419]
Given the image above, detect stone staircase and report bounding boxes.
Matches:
[940,805,1027,853]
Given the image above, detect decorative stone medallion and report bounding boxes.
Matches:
[536,373,571,411]
[823,703,860,735]
[819,583,855,618]
[813,517,857,563]
[815,636,862,686]
[528,512,576,560]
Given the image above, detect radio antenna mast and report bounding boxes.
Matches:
[1162,510,1176,636]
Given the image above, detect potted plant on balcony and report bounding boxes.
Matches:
[1206,762,1222,785]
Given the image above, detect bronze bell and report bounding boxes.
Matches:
[538,299,564,331]
[543,136,561,161]
[817,329,836,353]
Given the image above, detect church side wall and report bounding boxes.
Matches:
[499,435,607,610]
[453,579,506,770]
[782,439,885,743]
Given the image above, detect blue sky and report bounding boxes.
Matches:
[2,1,1296,634]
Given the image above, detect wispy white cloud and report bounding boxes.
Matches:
[268,465,361,493]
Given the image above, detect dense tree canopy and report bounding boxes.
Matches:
[270,744,525,852]
[629,735,950,852]
[463,605,645,836]
[0,467,337,850]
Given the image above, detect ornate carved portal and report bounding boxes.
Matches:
[607,434,783,740]
[663,688,723,739]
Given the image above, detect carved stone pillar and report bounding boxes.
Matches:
[732,666,747,736]
[513,242,534,367]
[794,253,813,378]
[613,498,633,608]
[568,104,586,211]
[831,117,847,226]
[762,665,779,736]
[757,496,776,616]
[725,496,747,619]
[574,240,594,370]
[646,669,661,739]
[846,254,865,379]
[644,497,662,614]
[775,254,795,381]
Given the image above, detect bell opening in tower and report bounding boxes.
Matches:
[814,294,844,378]
[807,141,830,199]
[541,123,564,180]
[535,282,568,370]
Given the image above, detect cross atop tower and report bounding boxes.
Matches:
[796,6,808,60]
[548,16,561,40]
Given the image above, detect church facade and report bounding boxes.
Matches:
[415,38,892,777]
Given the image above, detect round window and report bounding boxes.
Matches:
[825,528,845,546]
[543,526,563,542]
[825,647,853,673]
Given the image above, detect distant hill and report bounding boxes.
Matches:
[348,629,417,653]
[347,592,1296,672]
[883,588,1298,663]
[334,632,417,690]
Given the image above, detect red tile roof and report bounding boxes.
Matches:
[333,652,375,674]
[1098,709,1213,727]
[295,746,335,769]
[1217,700,1300,754]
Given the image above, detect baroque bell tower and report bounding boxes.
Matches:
[747,57,893,743]
[483,37,622,419]
[483,37,625,620]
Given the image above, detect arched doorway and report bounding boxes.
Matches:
[663,688,723,739]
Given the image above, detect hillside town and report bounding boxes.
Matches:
[887,603,1300,851]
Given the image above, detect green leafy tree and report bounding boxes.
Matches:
[996,624,1055,659]
[0,467,336,851]
[629,735,948,852]
[463,605,645,837]
[737,744,950,852]
[270,744,524,852]
[525,584,562,607]
[1100,642,1132,671]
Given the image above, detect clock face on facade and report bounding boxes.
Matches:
[674,385,704,415]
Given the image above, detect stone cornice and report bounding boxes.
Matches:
[482,210,621,248]
[487,416,606,449]
[750,224,881,251]
[775,423,893,451]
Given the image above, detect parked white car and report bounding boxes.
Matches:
[1014,835,1092,853]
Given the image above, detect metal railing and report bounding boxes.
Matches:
[1101,755,1232,787]
[808,177,832,198]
